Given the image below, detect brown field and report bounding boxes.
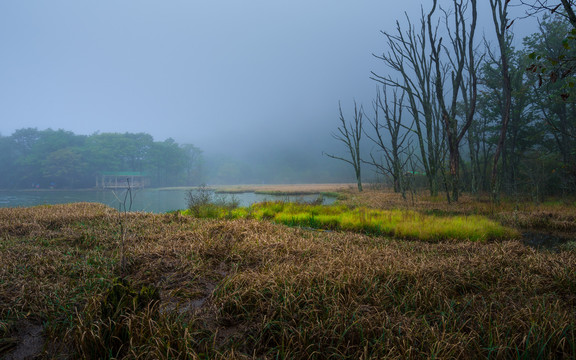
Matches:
[1,190,576,359]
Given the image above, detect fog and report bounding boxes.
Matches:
[0,1,538,184]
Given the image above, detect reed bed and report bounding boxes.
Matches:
[1,202,575,358]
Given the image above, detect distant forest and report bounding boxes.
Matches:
[0,128,203,189]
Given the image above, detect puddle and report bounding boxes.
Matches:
[521,231,575,250]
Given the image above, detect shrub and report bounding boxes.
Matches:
[186,185,240,218]
[186,184,213,217]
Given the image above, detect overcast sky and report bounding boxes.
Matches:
[0,1,538,160]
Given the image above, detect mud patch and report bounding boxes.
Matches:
[3,320,44,360]
[162,278,217,315]
[176,281,216,314]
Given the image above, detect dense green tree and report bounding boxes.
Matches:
[465,15,576,199]
[84,132,153,174]
[474,45,537,196]
[524,15,576,194]
[0,136,17,188]
[9,128,85,187]
[42,148,88,188]
[0,129,202,189]
[147,138,189,187]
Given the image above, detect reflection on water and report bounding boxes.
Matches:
[0,189,335,213]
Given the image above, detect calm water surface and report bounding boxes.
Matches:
[0,189,335,213]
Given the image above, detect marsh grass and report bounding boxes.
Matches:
[342,189,576,235]
[183,201,519,242]
[1,202,575,358]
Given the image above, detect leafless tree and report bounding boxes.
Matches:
[363,86,413,197]
[488,0,513,201]
[428,0,479,202]
[372,11,444,197]
[324,101,364,192]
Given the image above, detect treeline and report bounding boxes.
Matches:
[0,128,203,189]
[330,2,576,202]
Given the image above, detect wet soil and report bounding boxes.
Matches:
[521,231,575,250]
[3,320,44,360]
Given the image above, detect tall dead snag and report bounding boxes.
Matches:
[489,0,512,201]
[325,101,364,192]
[428,0,478,202]
[372,12,444,197]
[364,86,413,197]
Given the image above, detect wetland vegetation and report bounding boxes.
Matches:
[3,1,576,358]
[1,188,575,359]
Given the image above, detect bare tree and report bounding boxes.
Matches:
[364,86,413,197]
[428,0,479,202]
[372,11,444,197]
[488,0,513,201]
[324,101,364,192]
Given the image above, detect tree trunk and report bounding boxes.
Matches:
[490,0,512,202]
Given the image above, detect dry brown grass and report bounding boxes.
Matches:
[1,202,576,358]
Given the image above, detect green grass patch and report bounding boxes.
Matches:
[183,201,519,242]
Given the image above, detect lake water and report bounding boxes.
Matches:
[0,189,335,213]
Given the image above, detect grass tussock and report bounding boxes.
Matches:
[1,202,575,358]
[182,201,519,242]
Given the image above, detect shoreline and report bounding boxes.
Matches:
[0,183,356,194]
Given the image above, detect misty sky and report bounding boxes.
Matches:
[0,1,538,163]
